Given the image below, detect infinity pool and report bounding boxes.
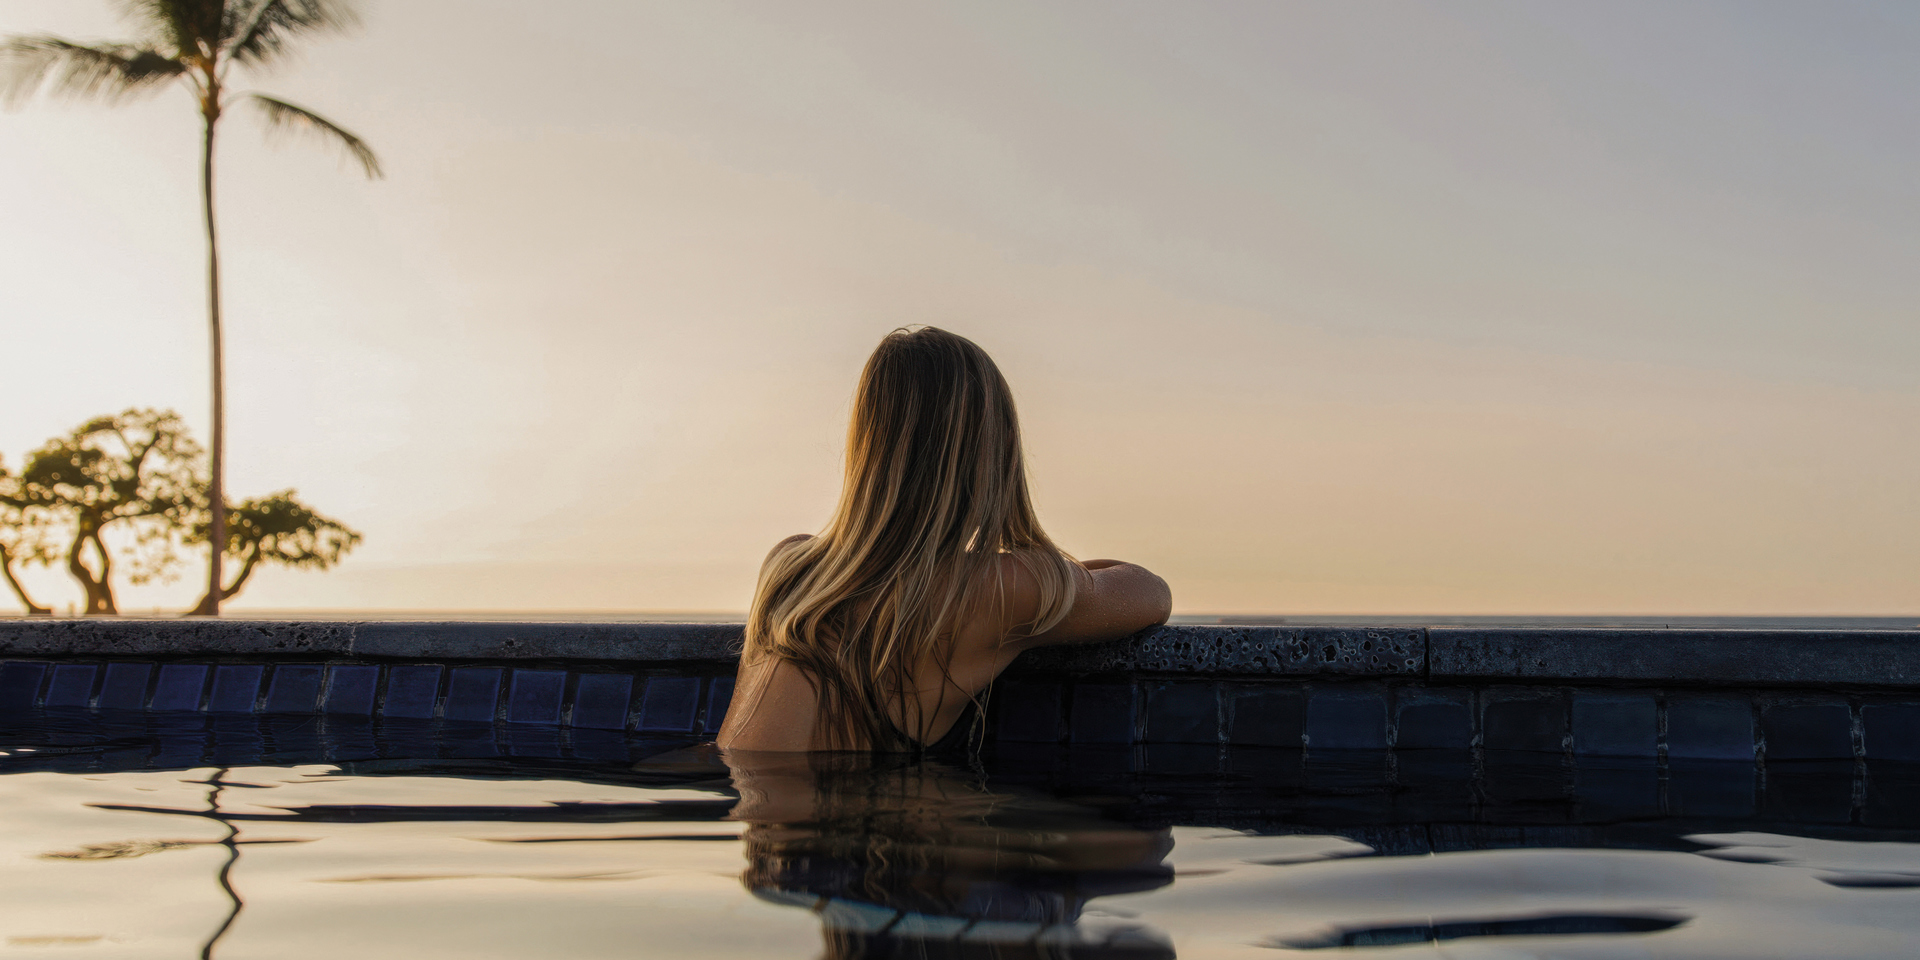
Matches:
[5,709,1920,959]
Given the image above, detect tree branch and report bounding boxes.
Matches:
[0,544,50,616]
[221,544,262,601]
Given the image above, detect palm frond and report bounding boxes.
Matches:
[114,0,224,58]
[246,92,381,178]
[226,0,360,67]
[0,37,183,107]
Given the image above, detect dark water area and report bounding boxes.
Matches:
[4,708,1920,957]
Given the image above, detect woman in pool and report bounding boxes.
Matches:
[717,326,1171,753]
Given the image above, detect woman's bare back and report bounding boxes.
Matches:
[717,545,1170,752]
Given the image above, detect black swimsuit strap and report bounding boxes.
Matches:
[887,699,980,754]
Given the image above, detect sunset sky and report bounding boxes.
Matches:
[3,1,1917,615]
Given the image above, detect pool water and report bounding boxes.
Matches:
[4,709,1920,959]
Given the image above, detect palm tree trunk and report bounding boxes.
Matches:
[192,99,226,617]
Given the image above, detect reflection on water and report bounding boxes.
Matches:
[726,751,1176,957]
[197,769,244,960]
[3,711,1920,958]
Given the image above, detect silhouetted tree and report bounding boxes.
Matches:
[11,410,205,615]
[0,459,60,615]
[190,490,359,608]
[0,410,361,614]
[2,0,382,615]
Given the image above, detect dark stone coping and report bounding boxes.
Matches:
[0,620,743,663]
[0,620,1917,687]
[1016,625,1423,677]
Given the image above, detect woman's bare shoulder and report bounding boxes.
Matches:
[716,657,819,752]
[967,552,1052,637]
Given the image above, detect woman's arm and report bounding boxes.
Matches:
[1009,558,1171,650]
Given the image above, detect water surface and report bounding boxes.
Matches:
[4,711,1920,958]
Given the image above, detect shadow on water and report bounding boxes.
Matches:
[7,708,1920,957]
[1269,912,1689,950]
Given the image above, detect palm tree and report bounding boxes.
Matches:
[1,1,381,615]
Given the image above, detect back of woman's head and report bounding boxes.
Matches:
[844,327,1034,563]
[745,327,1077,751]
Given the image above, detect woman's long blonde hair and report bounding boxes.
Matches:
[742,327,1078,751]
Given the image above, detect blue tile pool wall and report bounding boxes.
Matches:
[265,665,323,714]
[1481,688,1570,754]
[1393,687,1473,750]
[150,664,210,711]
[570,672,634,730]
[209,664,265,713]
[1143,681,1220,744]
[636,675,703,732]
[0,659,736,738]
[1570,692,1658,758]
[42,664,98,708]
[323,665,381,716]
[1665,695,1757,760]
[982,679,1908,769]
[1761,699,1856,762]
[1863,704,1920,762]
[2,659,1917,767]
[1068,683,1138,745]
[97,662,153,710]
[443,667,503,722]
[382,665,442,719]
[507,669,567,724]
[1225,684,1305,748]
[1306,683,1389,751]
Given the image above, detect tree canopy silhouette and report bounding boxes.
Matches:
[191,490,360,610]
[1,0,381,615]
[11,410,204,615]
[0,409,360,615]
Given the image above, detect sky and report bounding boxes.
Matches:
[2,0,1917,615]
